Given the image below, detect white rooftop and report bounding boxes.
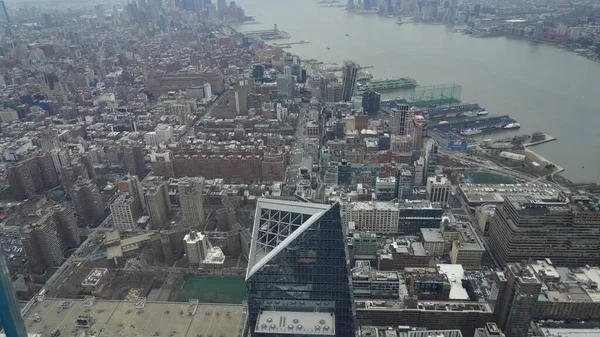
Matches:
[255,311,335,335]
[437,264,469,300]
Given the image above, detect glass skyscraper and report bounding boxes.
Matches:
[246,199,355,336]
[0,250,27,337]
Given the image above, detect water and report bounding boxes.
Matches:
[234,0,600,183]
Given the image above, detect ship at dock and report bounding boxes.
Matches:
[357,77,417,93]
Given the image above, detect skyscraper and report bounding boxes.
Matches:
[389,103,411,135]
[183,230,208,266]
[362,90,381,115]
[495,263,542,337]
[0,1,10,24]
[246,199,355,337]
[178,177,205,229]
[341,61,358,102]
[72,179,105,224]
[0,250,27,337]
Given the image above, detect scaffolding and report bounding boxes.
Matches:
[408,83,462,107]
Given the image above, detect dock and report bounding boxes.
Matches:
[273,40,310,48]
[522,134,557,147]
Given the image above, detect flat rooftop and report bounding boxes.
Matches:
[458,183,561,205]
[23,298,246,337]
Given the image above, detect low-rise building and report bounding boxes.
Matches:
[81,268,109,295]
[343,202,399,233]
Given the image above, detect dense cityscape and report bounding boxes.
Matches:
[0,1,598,337]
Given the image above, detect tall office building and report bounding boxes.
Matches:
[362,90,381,115]
[341,61,358,102]
[72,179,105,224]
[178,177,205,229]
[426,175,451,207]
[488,195,600,267]
[394,166,413,201]
[145,181,170,229]
[411,114,427,151]
[183,230,208,266]
[110,194,142,230]
[21,206,80,272]
[276,74,292,98]
[424,139,439,179]
[122,144,146,178]
[246,199,355,337]
[389,103,411,135]
[495,262,542,337]
[61,159,89,194]
[398,201,443,235]
[0,250,27,337]
[0,1,10,24]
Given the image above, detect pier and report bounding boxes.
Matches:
[522,134,557,147]
[243,24,291,40]
[273,40,310,48]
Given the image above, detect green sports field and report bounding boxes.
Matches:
[178,277,246,303]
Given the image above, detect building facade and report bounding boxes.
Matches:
[246,199,355,337]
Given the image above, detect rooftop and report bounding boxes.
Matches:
[458,183,562,205]
[255,311,334,335]
[22,298,246,337]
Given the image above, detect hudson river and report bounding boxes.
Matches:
[235,0,600,183]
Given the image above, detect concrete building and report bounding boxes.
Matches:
[405,267,451,300]
[60,159,89,194]
[426,175,451,207]
[72,179,105,225]
[457,182,561,206]
[21,206,80,272]
[411,115,427,151]
[449,224,485,269]
[398,201,443,236]
[183,230,208,266]
[110,194,142,231]
[488,194,600,267]
[474,323,505,337]
[378,238,431,270]
[352,263,401,299]
[347,232,378,265]
[144,179,170,229]
[421,228,445,256]
[178,177,205,229]
[355,299,493,337]
[122,144,146,178]
[276,74,292,98]
[81,268,109,295]
[375,177,396,201]
[495,262,543,337]
[343,201,400,233]
[341,61,358,102]
[395,166,413,201]
[389,103,411,135]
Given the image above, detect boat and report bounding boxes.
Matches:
[438,121,449,125]
[345,33,349,36]
[327,46,331,50]
[477,110,489,116]
[503,122,521,129]
[464,111,477,117]
[461,129,483,136]
[358,77,418,91]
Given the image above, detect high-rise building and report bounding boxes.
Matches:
[178,177,205,229]
[110,194,142,230]
[411,114,427,151]
[7,162,36,200]
[426,175,451,207]
[145,181,170,229]
[0,1,10,24]
[395,166,413,201]
[533,21,544,39]
[276,74,292,98]
[122,144,146,178]
[399,201,443,235]
[246,199,356,337]
[348,0,355,10]
[424,139,439,180]
[21,206,80,272]
[0,250,27,337]
[61,159,89,194]
[362,90,381,115]
[183,230,208,266]
[341,61,358,102]
[495,262,542,337]
[389,103,411,135]
[72,179,105,224]
[7,153,60,200]
[488,195,600,267]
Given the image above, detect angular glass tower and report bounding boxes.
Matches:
[0,250,27,337]
[246,199,355,337]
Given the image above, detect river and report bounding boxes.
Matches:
[234,0,600,183]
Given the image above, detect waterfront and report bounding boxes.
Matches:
[235,0,600,183]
